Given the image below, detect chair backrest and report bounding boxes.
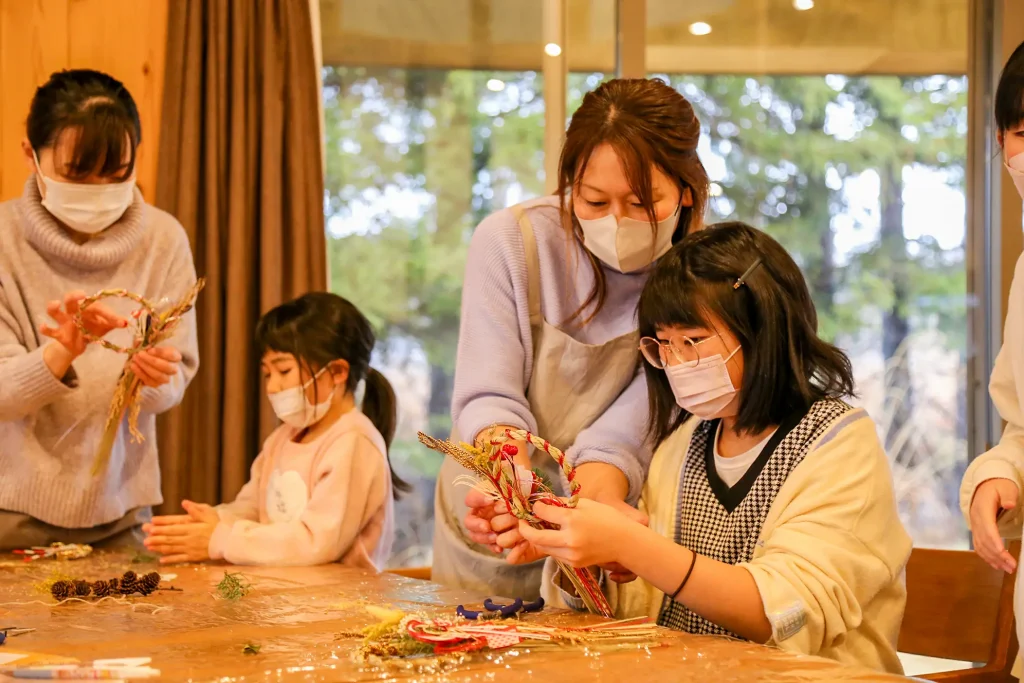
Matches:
[898,543,1019,666]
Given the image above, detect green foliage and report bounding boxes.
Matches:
[673,73,967,350]
[216,572,251,601]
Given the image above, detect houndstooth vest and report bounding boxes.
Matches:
[657,398,854,636]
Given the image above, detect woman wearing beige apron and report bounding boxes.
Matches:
[432,78,710,599]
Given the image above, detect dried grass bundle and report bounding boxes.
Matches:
[74,279,205,475]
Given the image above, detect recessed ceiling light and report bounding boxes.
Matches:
[689,22,712,36]
[793,0,814,9]
[486,79,505,92]
[544,42,562,57]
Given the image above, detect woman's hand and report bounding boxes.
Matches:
[130,346,182,388]
[463,489,503,553]
[40,291,127,376]
[143,500,219,564]
[518,499,638,568]
[970,478,1019,573]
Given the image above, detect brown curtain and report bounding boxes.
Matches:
[154,0,327,511]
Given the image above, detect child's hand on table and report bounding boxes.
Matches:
[143,500,219,564]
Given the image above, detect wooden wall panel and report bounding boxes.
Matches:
[0,0,167,203]
[0,0,69,203]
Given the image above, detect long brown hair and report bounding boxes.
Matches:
[556,78,708,326]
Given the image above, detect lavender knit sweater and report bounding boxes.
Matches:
[452,196,653,501]
[0,177,199,528]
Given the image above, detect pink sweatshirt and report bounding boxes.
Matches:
[208,410,395,569]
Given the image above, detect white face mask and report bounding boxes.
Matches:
[575,206,680,273]
[664,345,741,420]
[33,151,135,235]
[267,368,334,429]
[1006,151,1024,200]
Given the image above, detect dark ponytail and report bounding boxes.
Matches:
[255,292,411,498]
[362,367,411,494]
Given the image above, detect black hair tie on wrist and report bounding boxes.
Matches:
[670,551,698,601]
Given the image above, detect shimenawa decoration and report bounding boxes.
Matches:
[74,280,205,475]
[418,427,613,617]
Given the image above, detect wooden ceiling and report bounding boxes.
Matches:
[319,0,969,75]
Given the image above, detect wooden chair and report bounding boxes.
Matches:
[388,566,432,581]
[898,542,1019,682]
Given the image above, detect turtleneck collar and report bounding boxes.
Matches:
[16,175,146,271]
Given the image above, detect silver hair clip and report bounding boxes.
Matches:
[733,258,762,289]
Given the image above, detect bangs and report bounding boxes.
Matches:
[638,254,720,336]
[996,41,1024,132]
[255,304,302,359]
[53,103,138,181]
[574,131,659,225]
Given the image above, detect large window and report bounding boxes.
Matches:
[321,0,979,565]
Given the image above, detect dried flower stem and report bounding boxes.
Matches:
[216,572,251,601]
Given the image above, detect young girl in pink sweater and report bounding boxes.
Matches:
[143,293,409,568]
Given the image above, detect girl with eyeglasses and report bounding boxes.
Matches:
[513,222,911,674]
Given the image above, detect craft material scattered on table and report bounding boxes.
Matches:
[49,572,161,602]
[419,427,613,616]
[0,665,161,679]
[11,545,92,563]
[0,628,36,646]
[75,279,205,476]
[456,597,545,620]
[242,643,261,656]
[343,605,659,660]
[128,552,157,565]
[215,572,251,601]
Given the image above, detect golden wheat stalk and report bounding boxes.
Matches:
[79,279,205,476]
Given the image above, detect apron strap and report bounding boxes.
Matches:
[510,203,544,330]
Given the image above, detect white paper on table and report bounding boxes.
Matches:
[93,658,152,669]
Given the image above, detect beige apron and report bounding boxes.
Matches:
[432,198,641,600]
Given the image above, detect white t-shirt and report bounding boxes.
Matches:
[713,424,778,488]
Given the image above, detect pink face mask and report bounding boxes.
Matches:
[1006,151,1024,200]
[664,345,741,420]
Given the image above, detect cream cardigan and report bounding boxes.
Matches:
[959,252,1024,679]
[545,408,911,675]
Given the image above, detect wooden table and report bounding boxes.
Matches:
[0,553,912,681]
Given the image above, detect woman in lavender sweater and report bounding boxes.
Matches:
[432,78,709,598]
[0,70,198,550]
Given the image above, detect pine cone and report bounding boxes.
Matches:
[51,580,75,602]
[138,572,160,596]
[92,580,112,598]
[119,571,139,595]
[107,577,120,593]
[73,579,91,597]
